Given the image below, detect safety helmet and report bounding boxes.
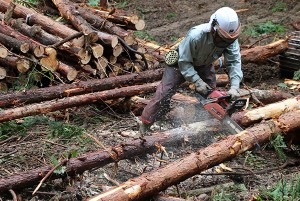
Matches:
[209,7,241,48]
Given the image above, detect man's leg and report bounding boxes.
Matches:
[140,66,185,128]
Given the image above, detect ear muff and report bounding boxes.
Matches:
[165,50,179,66]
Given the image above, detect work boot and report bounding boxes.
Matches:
[139,122,152,136]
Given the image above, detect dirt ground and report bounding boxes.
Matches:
[1,0,300,200]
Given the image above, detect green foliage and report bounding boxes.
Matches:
[270,133,287,160]
[258,174,300,200]
[278,83,288,89]
[15,0,42,6]
[115,0,128,9]
[0,116,49,140]
[49,121,85,139]
[244,21,286,36]
[134,31,155,41]
[293,69,300,80]
[50,155,66,175]
[87,0,99,7]
[272,2,288,12]
[211,184,247,200]
[170,36,178,43]
[166,12,176,19]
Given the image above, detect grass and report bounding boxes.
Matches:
[272,2,288,12]
[257,174,300,201]
[269,133,287,160]
[244,21,286,36]
[166,12,176,19]
[293,69,300,80]
[134,31,156,41]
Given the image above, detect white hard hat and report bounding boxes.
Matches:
[210,7,239,34]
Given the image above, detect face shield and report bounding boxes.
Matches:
[211,19,241,48]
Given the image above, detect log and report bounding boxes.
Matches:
[0,67,7,80]
[0,54,31,73]
[232,95,300,127]
[0,32,29,53]
[0,0,79,39]
[0,23,45,57]
[241,39,289,64]
[57,62,78,81]
[0,44,8,58]
[88,109,300,201]
[77,7,136,45]
[90,9,145,31]
[0,117,221,192]
[52,0,118,47]
[0,82,160,122]
[0,68,164,108]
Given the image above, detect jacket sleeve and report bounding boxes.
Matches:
[224,40,243,88]
[178,35,201,83]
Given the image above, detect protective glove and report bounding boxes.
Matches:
[227,86,240,100]
[195,79,211,96]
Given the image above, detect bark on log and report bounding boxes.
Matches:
[0,23,45,57]
[0,82,160,122]
[0,32,29,54]
[57,61,78,81]
[232,95,300,127]
[0,68,164,108]
[0,117,221,192]
[0,54,31,73]
[241,39,289,64]
[88,109,300,201]
[52,0,118,47]
[77,7,136,45]
[0,0,78,39]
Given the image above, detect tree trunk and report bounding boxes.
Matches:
[88,109,300,201]
[0,68,164,108]
[232,95,300,127]
[0,120,221,193]
[0,82,160,122]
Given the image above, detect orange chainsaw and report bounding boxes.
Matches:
[195,90,247,134]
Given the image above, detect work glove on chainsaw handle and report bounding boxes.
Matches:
[195,79,212,96]
[228,86,240,100]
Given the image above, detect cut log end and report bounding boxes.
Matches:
[124,34,135,46]
[92,44,104,58]
[135,20,145,31]
[0,67,7,79]
[111,36,119,48]
[17,59,31,73]
[0,48,8,58]
[113,44,123,57]
[20,43,30,53]
[34,46,45,57]
[78,49,92,64]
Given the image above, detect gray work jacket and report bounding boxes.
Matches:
[178,23,243,88]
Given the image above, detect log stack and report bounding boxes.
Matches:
[0,0,153,91]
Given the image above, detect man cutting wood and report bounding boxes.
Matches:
[139,7,243,135]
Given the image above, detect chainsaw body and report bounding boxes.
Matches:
[196,90,247,133]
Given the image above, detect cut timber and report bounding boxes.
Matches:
[0,82,161,122]
[57,62,78,81]
[52,0,118,47]
[0,120,220,193]
[0,32,29,53]
[241,39,289,63]
[77,7,136,45]
[0,45,8,58]
[0,55,31,73]
[0,0,78,39]
[88,110,300,201]
[91,9,145,30]
[0,23,45,57]
[92,44,104,58]
[232,95,300,127]
[0,67,7,79]
[40,47,59,72]
[78,48,92,65]
[82,65,97,76]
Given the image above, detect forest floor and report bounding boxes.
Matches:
[1,0,300,200]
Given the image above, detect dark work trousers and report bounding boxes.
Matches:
[140,64,217,125]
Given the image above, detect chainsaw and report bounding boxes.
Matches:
[195,90,247,134]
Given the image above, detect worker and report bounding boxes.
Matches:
[139,7,243,134]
